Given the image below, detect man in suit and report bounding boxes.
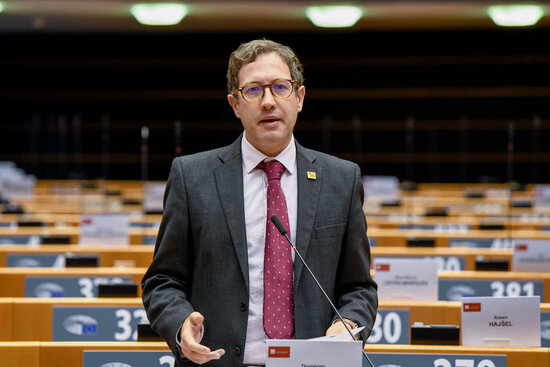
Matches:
[142,39,378,367]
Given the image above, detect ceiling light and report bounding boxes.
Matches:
[306,6,363,28]
[0,2,4,13]
[487,5,544,27]
[130,3,188,26]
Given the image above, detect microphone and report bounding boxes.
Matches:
[270,215,375,367]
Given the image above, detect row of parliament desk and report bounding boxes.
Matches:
[0,245,512,270]
[2,298,549,342]
[2,226,550,247]
[0,342,547,367]
[0,266,548,300]
[0,245,154,268]
[0,267,147,297]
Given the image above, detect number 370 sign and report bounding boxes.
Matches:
[368,354,506,367]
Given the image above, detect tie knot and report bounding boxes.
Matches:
[258,160,286,181]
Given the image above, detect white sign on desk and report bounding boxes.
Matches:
[79,214,129,245]
[265,338,362,367]
[462,296,540,347]
[534,184,550,210]
[373,257,438,301]
[512,239,550,272]
[143,182,166,213]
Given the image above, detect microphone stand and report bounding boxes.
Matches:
[270,215,375,367]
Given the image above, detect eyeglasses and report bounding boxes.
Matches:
[233,79,298,103]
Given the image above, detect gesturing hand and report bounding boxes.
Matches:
[179,312,225,364]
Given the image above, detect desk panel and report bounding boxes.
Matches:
[0,267,146,297]
[40,341,168,367]
[365,345,549,367]
[0,227,158,245]
[12,298,143,341]
[372,247,512,271]
[369,228,550,247]
[0,245,153,268]
[0,298,14,341]
[0,342,39,367]
[2,341,545,367]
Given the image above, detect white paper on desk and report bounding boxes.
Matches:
[309,326,365,341]
[265,338,362,367]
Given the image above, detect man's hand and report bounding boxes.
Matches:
[325,319,356,340]
[179,312,225,364]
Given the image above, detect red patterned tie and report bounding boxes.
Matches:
[258,160,294,339]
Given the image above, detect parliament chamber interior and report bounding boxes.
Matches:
[1,1,550,366]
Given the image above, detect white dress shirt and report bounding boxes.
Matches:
[241,132,297,365]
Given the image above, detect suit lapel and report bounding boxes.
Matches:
[214,137,250,289]
[294,143,321,289]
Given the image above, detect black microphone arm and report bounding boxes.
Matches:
[270,215,375,367]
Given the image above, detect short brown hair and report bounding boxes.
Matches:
[227,39,304,94]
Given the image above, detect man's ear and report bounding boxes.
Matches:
[227,94,241,118]
[296,85,305,112]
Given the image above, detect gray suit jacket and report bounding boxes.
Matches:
[142,136,378,367]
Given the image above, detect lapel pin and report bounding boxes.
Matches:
[307,171,317,180]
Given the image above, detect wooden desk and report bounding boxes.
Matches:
[0,298,14,341]
[0,341,546,367]
[0,245,154,268]
[10,298,143,341]
[367,215,550,231]
[379,300,461,326]
[0,227,158,245]
[365,345,549,367]
[0,267,146,297]
[372,246,512,270]
[0,342,40,367]
[368,227,550,247]
[439,270,550,302]
[0,213,163,227]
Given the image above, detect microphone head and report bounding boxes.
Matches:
[270,215,288,235]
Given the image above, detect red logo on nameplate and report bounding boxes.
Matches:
[268,346,290,358]
[515,243,528,251]
[463,303,481,312]
[375,264,390,272]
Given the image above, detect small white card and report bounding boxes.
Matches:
[373,258,438,301]
[143,182,166,212]
[79,214,129,246]
[362,175,400,202]
[461,296,540,347]
[265,339,362,367]
[512,239,550,272]
[534,185,550,210]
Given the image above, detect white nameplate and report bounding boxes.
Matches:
[79,214,129,246]
[143,182,166,213]
[362,175,400,202]
[512,239,550,272]
[461,296,540,347]
[534,185,550,211]
[265,339,362,367]
[373,257,438,301]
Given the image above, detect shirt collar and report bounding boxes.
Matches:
[241,132,296,175]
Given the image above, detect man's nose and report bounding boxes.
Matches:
[260,86,276,109]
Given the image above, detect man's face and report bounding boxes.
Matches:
[227,52,305,157]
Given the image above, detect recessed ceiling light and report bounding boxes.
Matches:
[487,5,544,27]
[130,3,188,26]
[305,5,363,28]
